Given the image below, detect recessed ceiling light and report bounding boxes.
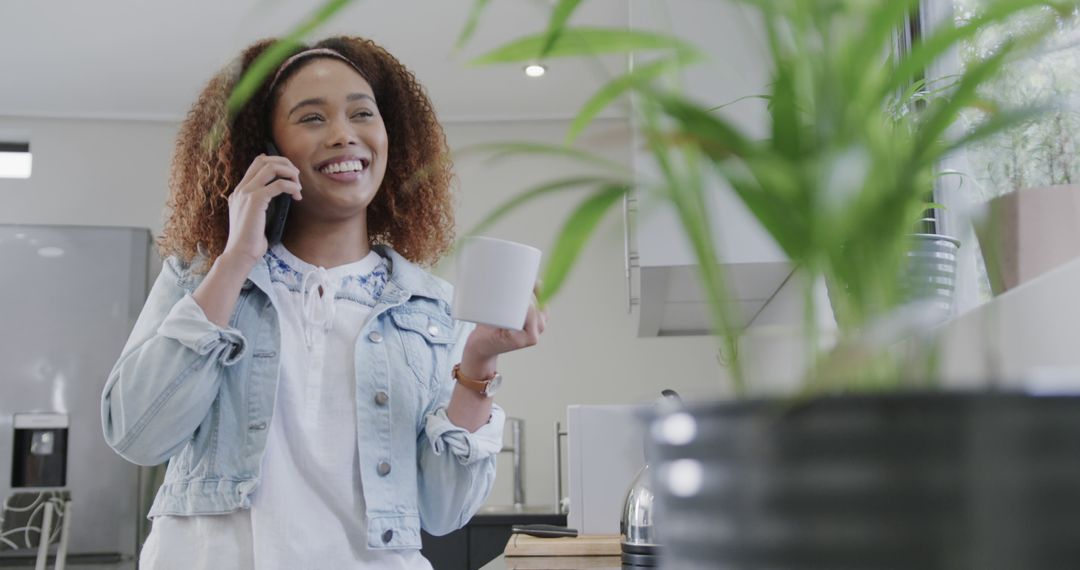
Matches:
[37,247,64,258]
[0,141,32,179]
[524,64,547,78]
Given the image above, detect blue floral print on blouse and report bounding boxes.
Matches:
[265,249,389,308]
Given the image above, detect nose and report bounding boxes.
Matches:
[325,115,361,148]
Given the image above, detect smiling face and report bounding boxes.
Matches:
[269,58,389,222]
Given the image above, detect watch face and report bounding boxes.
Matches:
[483,373,503,397]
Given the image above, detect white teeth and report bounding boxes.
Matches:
[320,160,365,174]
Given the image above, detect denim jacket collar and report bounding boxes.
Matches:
[175,245,451,308]
[371,244,452,305]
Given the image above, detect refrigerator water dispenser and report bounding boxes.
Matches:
[11,413,69,488]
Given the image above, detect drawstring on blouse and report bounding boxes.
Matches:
[299,267,336,347]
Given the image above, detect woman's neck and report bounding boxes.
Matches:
[280,215,371,269]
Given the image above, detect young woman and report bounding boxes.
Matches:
[101,36,546,569]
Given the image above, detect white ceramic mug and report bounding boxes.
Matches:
[452,236,542,330]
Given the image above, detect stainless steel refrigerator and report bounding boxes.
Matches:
[1,224,158,568]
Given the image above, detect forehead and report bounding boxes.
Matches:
[276,58,375,103]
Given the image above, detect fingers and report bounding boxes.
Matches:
[532,280,548,333]
[255,159,301,188]
[232,157,302,204]
[528,279,548,336]
[526,297,547,335]
[263,178,303,202]
[532,279,546,306]
[238,154,300,192]
[521,300,545,343]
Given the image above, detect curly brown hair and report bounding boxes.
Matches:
[160,36,456,272]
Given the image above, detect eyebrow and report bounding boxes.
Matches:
[287,93,376,117]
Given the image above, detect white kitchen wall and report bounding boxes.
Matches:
[0,117,177,231]
[0,114,732,511]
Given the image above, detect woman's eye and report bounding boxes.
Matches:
[353,111,374,120]
[300,115,323,123]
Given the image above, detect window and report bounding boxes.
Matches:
[921,0,1080,308]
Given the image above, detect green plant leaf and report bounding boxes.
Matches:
[713,157,807,259]
[225,0,356,119]
[769,63,802,159]
[644,121,746,391]
[649,90,757,160]
[706,94,771,114]
[566,54,702,145]
[540,0,583,56]
[470,27,701,65]
[455,0,492,52]
[462,176,622,238]
[538,185,627,305]
[913,36,1024,163]
[454,141,631,175]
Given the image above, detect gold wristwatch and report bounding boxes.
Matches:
[453,363,503,397]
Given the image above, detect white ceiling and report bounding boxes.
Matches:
[0,0,630,123]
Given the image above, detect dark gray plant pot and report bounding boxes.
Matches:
[646,393,1080,569]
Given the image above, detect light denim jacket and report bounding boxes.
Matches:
[101,245,504,550]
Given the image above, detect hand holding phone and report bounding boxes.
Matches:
[264,141,292,245]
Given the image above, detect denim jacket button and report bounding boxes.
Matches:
[374,391,389,406]
[368,331,383,344]
[382,529,394,543]
[427,324,440,336]
[377,462,391,476]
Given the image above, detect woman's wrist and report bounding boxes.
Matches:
[446,382,495,432]
[459,341,498,380]
[192,250,257,327]
[219,247,262,272]
[458,355,498,381]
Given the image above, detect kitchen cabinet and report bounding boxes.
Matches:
[625,0,792,336]
[421,509,567,570]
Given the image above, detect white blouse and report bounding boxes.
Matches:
[139,245,433,570]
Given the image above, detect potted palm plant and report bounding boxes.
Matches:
[454,1,1080,568]
[222,1,1080,567]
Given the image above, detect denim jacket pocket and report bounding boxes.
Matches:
[390,309,455,389]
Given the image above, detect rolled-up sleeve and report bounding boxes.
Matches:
[424,404,505,465]
[416,318,504,535]
[158,293,248,366]
[101,257,252,466]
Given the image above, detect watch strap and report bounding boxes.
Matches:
[453,363,497,395]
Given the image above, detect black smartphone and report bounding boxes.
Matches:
[264,141,292,245]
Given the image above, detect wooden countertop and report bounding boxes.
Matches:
[479,554,623,570]
[480,534,624,570]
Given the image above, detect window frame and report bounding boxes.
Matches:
[914,0,986,315]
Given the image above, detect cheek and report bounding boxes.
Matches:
[299,170,317,189]
[374,129,390,172]
[376,129,389,158]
